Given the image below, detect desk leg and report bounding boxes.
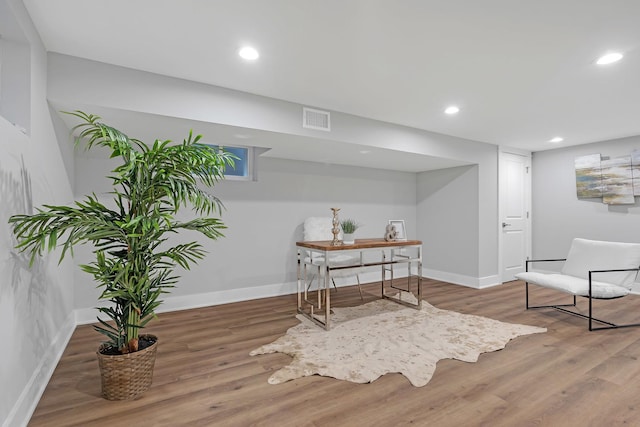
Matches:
[296,250,333,330]
[417,246,422,305]
[381,250,385,297]
[381,249,392,298]
[297,249,302,310]
[325,264,331,330]
[381,246,422,310]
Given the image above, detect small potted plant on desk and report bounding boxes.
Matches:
[8,111,235,400]
[340,218,360,245]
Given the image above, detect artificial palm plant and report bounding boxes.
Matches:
[340,218,360,234]
[9,111,235,354]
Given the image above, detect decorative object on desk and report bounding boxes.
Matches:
[330,207,341,246]
[340,218,360,245]
[8,111,235,400]
[250,292,545,387]
[384,223,398,241]
[388,219,407,241]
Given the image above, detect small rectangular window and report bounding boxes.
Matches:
[222,146,249,177]
[205,144,254,181]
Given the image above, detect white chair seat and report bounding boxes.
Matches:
[516,271,629,299]
[517,238,640,330]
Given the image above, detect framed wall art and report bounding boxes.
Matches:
[388,219,407,241]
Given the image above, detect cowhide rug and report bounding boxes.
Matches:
[250,293,546,387]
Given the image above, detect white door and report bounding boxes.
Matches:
[499,151,531,282]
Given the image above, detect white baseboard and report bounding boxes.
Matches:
[423,268,501,289]
[75,281,301,325]
[76,268,501,325]
[478,275,503,289]
[75,269,415,325]
[4,312,76,427]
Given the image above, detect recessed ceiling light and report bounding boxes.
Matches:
[549,137,564,143]
[596,52,623,65]
[359,150,371,154]
[444,106,460,115]
[239,46,259,60]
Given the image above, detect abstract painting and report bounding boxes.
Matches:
[631,149,640,196]
[601,155,634,205]
[575,154,602,199]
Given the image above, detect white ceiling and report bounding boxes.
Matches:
[23,0,640,165]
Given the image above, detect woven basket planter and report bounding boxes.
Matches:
[97,334,158,400]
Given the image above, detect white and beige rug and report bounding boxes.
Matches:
[250,293,546,387]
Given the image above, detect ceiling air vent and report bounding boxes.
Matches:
[303,107,331,131]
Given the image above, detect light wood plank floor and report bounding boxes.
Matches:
[29,279,640,426]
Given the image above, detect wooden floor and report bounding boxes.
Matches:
[30,279,640,427]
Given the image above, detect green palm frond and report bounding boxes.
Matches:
[9,111,234,353]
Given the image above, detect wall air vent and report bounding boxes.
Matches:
[303,107,331,131]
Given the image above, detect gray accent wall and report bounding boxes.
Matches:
[532,135,640,262]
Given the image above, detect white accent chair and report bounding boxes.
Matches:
[515,238,640,330]
[303,217,365,300]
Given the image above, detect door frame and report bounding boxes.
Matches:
[498,147,532,283]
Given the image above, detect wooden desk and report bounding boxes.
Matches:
[296,238,423,330]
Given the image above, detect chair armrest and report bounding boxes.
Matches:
[587,267,640,297]
[588,267,640,283]
[525,258,566,272]
[588,267,640,274]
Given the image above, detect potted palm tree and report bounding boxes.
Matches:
[8,111,235,400]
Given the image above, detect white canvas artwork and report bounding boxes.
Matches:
[631,149,640,196]
[575,154,602,199]
[601,155,634,205]
[575,151,640,205]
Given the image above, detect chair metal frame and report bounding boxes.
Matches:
[524,258,640,331]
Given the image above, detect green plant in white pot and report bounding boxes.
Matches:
[340,218,360,245]
[8,111,235,400]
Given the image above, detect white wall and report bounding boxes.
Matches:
[531,135,640,262]
[417,165,481,285]
[416,139,499,288]
[49,53,502,297]
[0,1,75,426]
[0,0,31,134]
[73,154,417,318]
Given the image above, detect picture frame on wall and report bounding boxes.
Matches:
[388,219,407,241]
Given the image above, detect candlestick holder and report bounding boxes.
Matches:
[330,207,341,246]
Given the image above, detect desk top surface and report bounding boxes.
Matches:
[296,238,422,251]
